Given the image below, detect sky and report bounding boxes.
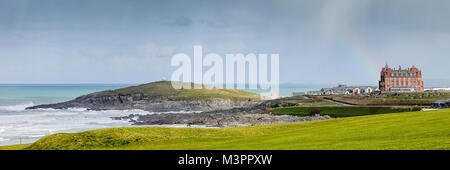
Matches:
[1,0,450,87]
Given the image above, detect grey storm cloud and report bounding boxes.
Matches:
[365,0,450,33]
[0,0,449,85]
[158,16,193,27]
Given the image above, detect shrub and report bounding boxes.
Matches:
[310,108,321,116]
[411,107,422,111]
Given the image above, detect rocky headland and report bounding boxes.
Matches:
[26,81,261,112]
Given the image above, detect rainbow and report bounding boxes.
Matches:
[335,32,384,85]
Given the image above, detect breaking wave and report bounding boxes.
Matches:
[0,102,35,111]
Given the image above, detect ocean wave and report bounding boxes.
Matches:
[67,108,88,112]
[35,108,58,111]
[35,107,87,112]
[0,102,35,111]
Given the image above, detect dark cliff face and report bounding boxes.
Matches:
[27,92,145,109]
[26,92,262,112]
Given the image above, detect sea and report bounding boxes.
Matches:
[0,84,322,146]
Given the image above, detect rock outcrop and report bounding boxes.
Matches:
[114,112,332,127]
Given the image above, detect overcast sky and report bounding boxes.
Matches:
[1,0,449,86]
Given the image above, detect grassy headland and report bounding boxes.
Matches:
[3,109,448,150]
[98,81,260,101]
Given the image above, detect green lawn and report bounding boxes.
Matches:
[2,109,448,150]
[270,106,421,118]
[0,144,31,150]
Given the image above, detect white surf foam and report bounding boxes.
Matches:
[63,108,87,112]
[0,107,207,146]
[0,102,35,111]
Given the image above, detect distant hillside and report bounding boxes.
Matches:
[26,81,261,112]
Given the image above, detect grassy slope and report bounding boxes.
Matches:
[0,144,30,150]
[270,106,421,118]
[98,81,260,101]
[4,109,448,150]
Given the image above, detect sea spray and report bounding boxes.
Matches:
[0,102,35,111]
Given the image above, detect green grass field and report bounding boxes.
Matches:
[1,109,448,150]
[270,106,421,117]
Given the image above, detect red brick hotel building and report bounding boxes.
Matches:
[379,64,424,92]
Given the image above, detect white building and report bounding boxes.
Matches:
[425,87,450,92]
[352,88,361,95]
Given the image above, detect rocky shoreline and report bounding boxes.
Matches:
[112,105,333,127]
[113,112,332,127]
[26,92,333,128]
